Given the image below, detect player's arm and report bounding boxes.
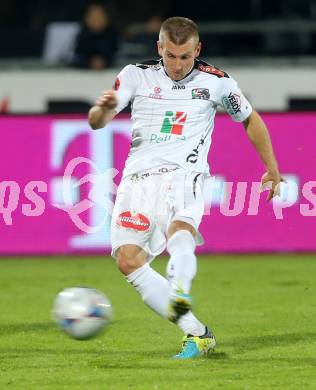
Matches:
[89,64,137,130]
[219,74,282,201]
[88,90,118,130]
[243,110,282,201]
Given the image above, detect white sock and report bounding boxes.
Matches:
[177,311,206,336]
[126,261,206,336]
[126,263,170,318]
[166,230,197,293]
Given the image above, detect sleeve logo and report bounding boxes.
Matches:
[198,64,225,77]
[222,92,241,115]
[113,77,120,91]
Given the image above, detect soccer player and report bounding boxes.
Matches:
[89,17,282,358]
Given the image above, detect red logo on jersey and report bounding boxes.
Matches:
[149,86,162,99]
[198,64,225,77]
[113,77,120,91]
[116,211,150,231]
[160,111,187,135]
[154,86,161,94]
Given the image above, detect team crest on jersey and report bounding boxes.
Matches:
[192,88,210,100]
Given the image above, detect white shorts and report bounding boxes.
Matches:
[111,165,205,261]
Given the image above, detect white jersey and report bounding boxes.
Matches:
[113,59,252,178]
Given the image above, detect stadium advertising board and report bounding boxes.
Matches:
[0,113,315,254]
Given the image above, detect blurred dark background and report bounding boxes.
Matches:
[0,0,315,66]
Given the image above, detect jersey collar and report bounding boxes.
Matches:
[160,59,196,83]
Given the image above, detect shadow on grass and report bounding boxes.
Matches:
[225,332,316,352]
[0,322,54,335]
[273,280,304,287]
[0,319,121,337]
[241,356,316,366]
[1,323,315,369]
[206,351,230,360]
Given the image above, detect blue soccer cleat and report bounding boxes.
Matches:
[173,327,216,359]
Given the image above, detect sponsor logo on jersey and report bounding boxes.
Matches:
[172,84,185,90]
[113,77,120,91]
[116,211,150,231]
[136,63,161,70]
[150,133,186,143]
[198,64,225,77]
[228,92,241,113]
[149,86,162,99]
[160,111,187,135]
[154,86,161,94]
[192,88,210,100]
[149,111,187,144]
[222,92,241,115]
[130,166,180,181]
[186,134,207,164]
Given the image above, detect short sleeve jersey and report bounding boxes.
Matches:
[113,59,252,177]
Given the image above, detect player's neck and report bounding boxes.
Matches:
[161,59,196,82]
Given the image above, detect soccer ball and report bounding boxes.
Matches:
[53,287,112,339]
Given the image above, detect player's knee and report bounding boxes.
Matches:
[117,257,132,275]
[116,245,146,275]
[168,220,196,239]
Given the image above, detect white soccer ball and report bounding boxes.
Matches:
[53,287,112,339]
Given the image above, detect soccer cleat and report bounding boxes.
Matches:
[173,327,216,359]
[168,289,192,323]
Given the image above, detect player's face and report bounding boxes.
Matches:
[158,36,201,81]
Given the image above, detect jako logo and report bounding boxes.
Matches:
[116,211,150,231]
[160,111,187,135]
[172,85,185,90]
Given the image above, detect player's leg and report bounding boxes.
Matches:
[116,244,170,318]
[116,243,212,342]
[112,173,173,318]
[166,221,208,333]
[115,234,215,359]
[166,221,216,358]
[166,220,197,321]
[167,220,197,294]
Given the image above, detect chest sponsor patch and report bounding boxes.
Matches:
[160,111,187,135]
[192,88,210,100]
[116,211,150,231]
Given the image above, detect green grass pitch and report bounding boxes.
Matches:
[0,254,315,389]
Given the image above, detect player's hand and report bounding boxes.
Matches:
[95,90,118,110]
[260,171,284,202]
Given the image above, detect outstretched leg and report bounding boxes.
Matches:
[116,242,215,358]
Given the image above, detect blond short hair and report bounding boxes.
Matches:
[159,17,199,45]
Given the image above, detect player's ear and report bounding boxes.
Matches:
[195,42,201,58]
[157,41,163,57]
